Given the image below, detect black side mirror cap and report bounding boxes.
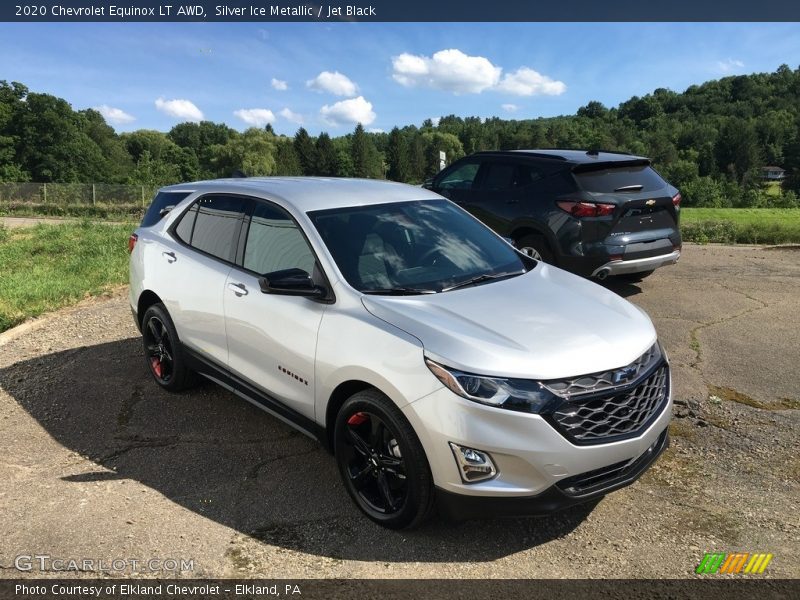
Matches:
[421,179,434,190]
[258,268,327,299]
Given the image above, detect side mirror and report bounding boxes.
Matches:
[258,268,326,299]
[421,178,434,190]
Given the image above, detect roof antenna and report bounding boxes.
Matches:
[231,169,248,178]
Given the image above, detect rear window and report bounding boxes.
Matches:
[188,196,247,262]
[575,165,666,194]
[141,191,192,227]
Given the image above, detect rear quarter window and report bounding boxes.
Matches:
[140,191,192,227]
[575,165,667,193]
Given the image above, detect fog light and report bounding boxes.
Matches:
[449,442,497,483]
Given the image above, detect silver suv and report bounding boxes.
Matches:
[128,177,672,529]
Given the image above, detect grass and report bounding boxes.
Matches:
[707,384,800,411]
[681,208,800,244]
[0,221,134,332]
[0,201,144,221]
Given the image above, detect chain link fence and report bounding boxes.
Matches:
[0,182,160,218]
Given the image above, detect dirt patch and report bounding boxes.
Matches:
[709,384,800,411]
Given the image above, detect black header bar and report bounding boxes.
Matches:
[3,1,800,22]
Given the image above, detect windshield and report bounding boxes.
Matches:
[308,199,531,294]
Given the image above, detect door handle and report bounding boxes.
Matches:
[162,251,177,263]
[227,282,248,297]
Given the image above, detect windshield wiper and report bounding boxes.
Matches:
[442,270,525,292]
[613,184,643,192]
[362,287,437,296]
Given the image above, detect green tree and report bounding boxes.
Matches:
[210,128,277,177]
[315,132,336,176]
[274,138,302,175]
[386,127,410,182]
[293,127,317,175]
[350,123,382,178]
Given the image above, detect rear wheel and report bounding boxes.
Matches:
[141,303,196,392]
[334,389,434,529]
[515,234,554,264]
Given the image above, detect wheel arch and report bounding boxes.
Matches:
[136,290,163,330]
[324,380,375,452]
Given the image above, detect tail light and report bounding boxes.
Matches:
[672,193,681,207]
[557,200,616,218]
[128,233,138,253]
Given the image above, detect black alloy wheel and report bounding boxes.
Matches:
[334,390,434,529]
[140,303,195,392]
[144,315,174,384]
[342,410,407,514]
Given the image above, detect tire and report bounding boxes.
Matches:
[515,234,555,264]
[615,269,655,282]
[334,389,435,529]
[141,303,196,392]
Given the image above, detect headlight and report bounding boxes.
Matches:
[425,358,559,414]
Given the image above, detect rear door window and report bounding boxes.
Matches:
[575,165,666,193]
[186,196,248,262]
[478,162,516,191]
[173,204,198,244]
[141,191,192,227]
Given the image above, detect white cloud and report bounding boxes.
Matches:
[717,58,745,73]
[319,96,376,127]
[279,107,304,124]
[368,128,385,134]
[94,104,135,125]
[233,108,276,127]
[391,49,566,98]
[431,117,441,126]
[496,67,566,96]
[392,49,501,94]
[502,103,519,113]
[306,71,358,97]
[271,78,288,91]
[154,97,203,121]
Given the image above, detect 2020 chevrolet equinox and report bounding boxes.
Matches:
[128,177,672,529]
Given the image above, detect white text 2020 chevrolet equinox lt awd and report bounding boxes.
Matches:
[129,177,672,529]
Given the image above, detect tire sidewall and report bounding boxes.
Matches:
[516,234,554,264]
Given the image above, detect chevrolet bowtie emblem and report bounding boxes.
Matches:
[645,199,656,206]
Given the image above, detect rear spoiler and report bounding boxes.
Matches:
[571,158,651,174]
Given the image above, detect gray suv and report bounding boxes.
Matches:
[425,149,682,281]
[129,177,671,529]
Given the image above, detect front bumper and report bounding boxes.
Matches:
[591,250,680,278]
[402,370,672,503]
[435,428,669,520]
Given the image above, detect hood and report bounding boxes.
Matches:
[361,263,656,380]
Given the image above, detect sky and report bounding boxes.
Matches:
[1,22,799,136]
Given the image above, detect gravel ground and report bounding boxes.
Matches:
[0,244,798,579]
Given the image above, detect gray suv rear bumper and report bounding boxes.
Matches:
[592,250,680,279]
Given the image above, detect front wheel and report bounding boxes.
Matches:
[334,389,434,529]
[141,303,196,392]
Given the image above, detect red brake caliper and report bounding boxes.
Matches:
[151,357,162,378]
[347,412,368,426]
